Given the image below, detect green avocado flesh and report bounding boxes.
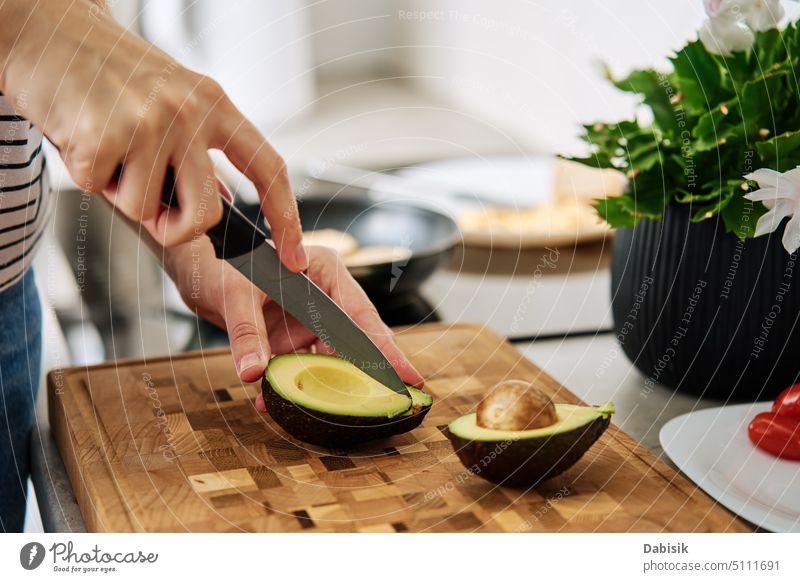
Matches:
[449,403,613,441]
[262,354,433,447]
[446,402,614,488]
[266,354,412,418]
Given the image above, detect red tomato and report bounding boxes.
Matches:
[748,412,800,461]
[771,384,800,419]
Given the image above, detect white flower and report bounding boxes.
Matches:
[699,0,785,55]
[699,12,755,55]
[742,0,785,31]
[743,167,800,253]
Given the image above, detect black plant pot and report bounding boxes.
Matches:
[611,203,800,401]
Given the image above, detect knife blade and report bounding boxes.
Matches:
[159,167,410,396]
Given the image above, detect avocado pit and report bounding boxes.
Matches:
[476,380,557,431]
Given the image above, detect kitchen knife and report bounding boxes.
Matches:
[158,167,410,396]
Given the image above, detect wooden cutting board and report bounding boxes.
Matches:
[48,322,749,532]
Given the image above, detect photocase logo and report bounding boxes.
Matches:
[20,542,46,570]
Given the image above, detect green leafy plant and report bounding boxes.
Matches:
[566,24,800,239]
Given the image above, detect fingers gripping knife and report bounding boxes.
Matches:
[157,167,409,396]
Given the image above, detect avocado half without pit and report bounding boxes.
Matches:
[262,354,432,447]
[446,380,614,487]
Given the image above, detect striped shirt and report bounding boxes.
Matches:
[0,93,50,292]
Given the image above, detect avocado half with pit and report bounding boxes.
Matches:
[447,394,614,487]
[262,354,432,447]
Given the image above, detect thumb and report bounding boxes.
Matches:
[222,285,271,383]
[376,326,425,388]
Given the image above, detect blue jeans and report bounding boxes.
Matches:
[0,268,42,532]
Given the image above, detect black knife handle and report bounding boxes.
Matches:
[207,198,269,260]
[111,163,267,259]
[153,164,267,260]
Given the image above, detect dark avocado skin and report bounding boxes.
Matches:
[446,414,610,488]
[262,377,432,448]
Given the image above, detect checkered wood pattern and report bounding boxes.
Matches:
[48,323,749,532]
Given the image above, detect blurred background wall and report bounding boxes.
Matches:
[119,0,709,157]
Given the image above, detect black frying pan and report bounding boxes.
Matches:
[241,196,459,298]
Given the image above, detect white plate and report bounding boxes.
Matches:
[368,156,613,249]
[370,155,556,212]
[660,403,800,532]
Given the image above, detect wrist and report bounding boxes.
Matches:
[160,241,191,280]
[161,236,215,292]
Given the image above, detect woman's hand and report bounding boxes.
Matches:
[0,0,307,270]
[163,239,424,411]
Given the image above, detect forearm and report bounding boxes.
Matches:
[0,1,34,91]
[0,0,37,65]
[0,0,87,93]
[0,0,169,145]
[148,226,226,328]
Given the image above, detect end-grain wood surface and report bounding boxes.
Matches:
[47,323,749,532]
